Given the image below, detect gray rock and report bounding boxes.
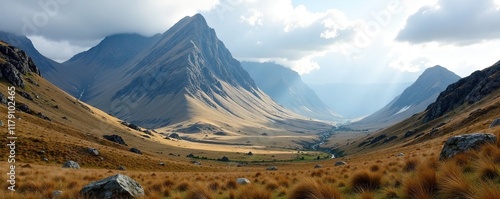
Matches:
[236,178,251,184]
[266,166,278,171]
[87,148,100,156]
[17,103,31,114]
[42,157,49,162]
[334,161,347,166]
[103,135,127,146]
[314,164,323,168]
[397,153,404,157]
[129,148,142,155]
[159,162,165,166]
[52,190,63,198]
[62,160,80,169]
[439,133,497,160]
[118,166,126,170]
[79,174,144,199]
[490,118,500,128]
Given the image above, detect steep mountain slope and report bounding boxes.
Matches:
[0,31,64,85]
[354,66,460,129]
[45,14,327,137]
[0,40,202,170]
[61,33,161,98]
[334,60,500,156]
[310,82,411,118]
[241,61,341,121]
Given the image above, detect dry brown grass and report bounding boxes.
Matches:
[288,179,342,199]
[349,171,382,192]
[438,161,474,199]
[403,164,438,199]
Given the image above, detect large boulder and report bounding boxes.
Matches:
[439,133,497,160]
[80,174,144,199]
[103,135,127,146]
[62,160,80,169]
[490,118,500,128]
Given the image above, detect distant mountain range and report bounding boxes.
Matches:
[355,65,461,128]
[310,82,411,118]
[1,14,326,131]
[241,62,341,121]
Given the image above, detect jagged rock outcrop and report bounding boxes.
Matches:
[79,174,144,199]
[425,61,500,123]
[0,41,41,88]
[439,133,496,160]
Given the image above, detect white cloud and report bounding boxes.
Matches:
[397,0,500,45]
[240,9,263,26]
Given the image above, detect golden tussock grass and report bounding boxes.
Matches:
[438,161,474,199]
[288,179,342,199]
[236,185,272,199]
[349,171,382,192]
[403,164,438,199]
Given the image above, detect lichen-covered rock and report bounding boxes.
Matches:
[79,174,144,199]
[439,133,496,160]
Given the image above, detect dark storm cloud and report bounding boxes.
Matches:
[396,0,500,45]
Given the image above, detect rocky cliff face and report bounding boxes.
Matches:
[424,61,500,123]
[0,41,40,87]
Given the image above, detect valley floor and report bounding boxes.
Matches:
[2,129,499,199]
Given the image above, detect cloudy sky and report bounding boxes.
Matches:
[1,0,499,84]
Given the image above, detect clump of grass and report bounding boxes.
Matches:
[383,187,399,198]
[474,157,499,180]
[176,181,190,192]
[349,171,382,192]
[289,179,342,199]
[403,159,419,172]
[370,165,379,172]
[208,181,220,191]
[474,182,500,199]
[237,185,272,199]
[403,165,438,199]
[358,189,375,199]
[226,179,238,190]
[265,182,279,191]
[186,184,214,199]
[438,161,474,199]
